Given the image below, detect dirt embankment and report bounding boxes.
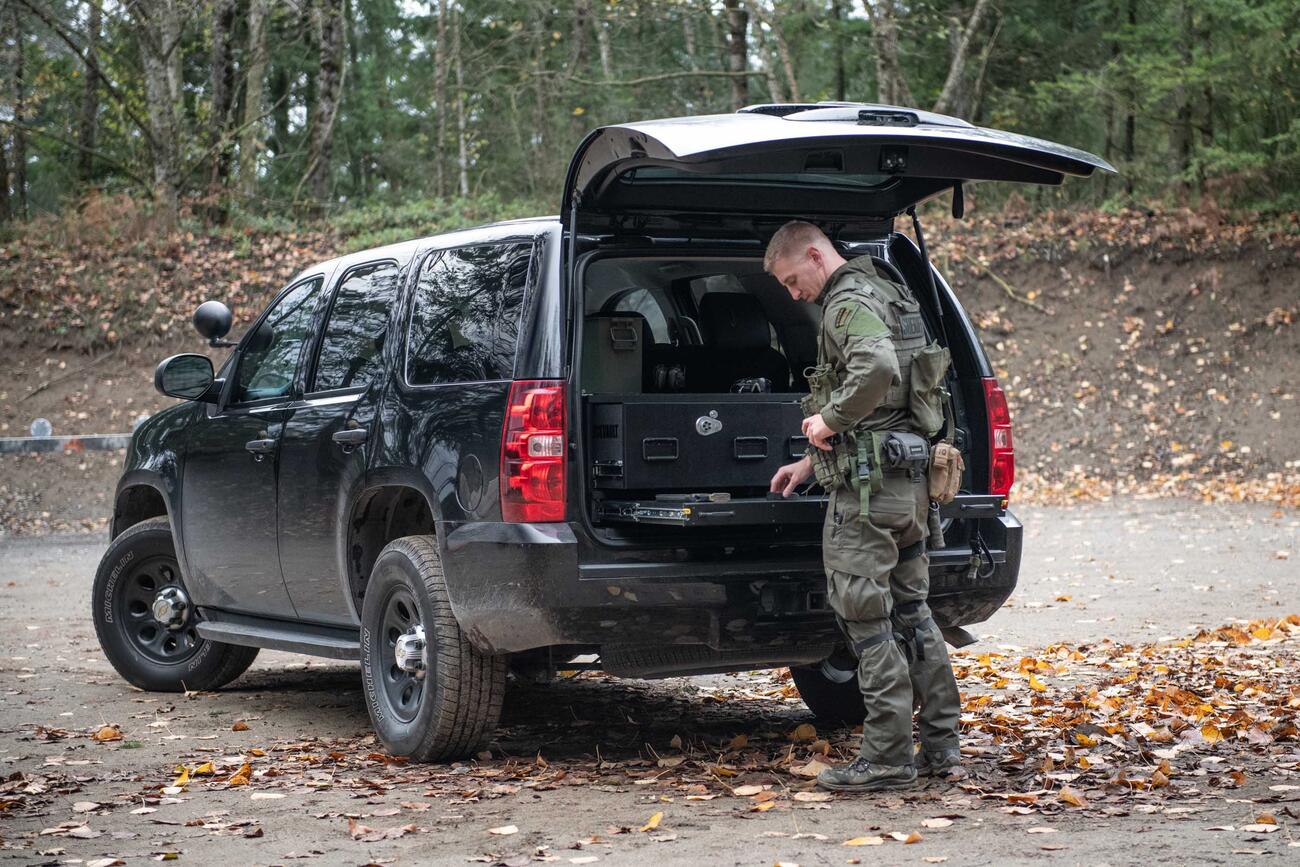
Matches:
[1,208,1297,533]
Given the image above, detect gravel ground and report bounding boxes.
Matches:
[1,500,1297,866]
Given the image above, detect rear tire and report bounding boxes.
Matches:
[791,658,863,724]
[359,535,506,761]
[92,517,259,692]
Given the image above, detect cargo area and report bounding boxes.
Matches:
[576,249,940,533]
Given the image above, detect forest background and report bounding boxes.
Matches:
[1,0,1298,235]
[1,0,1297,534]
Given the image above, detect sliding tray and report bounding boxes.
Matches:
[595,492,829,527]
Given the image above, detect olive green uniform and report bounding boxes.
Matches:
[811,256,961,768]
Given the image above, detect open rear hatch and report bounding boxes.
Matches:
[571,104,1112,529]
[563,102,1114,235]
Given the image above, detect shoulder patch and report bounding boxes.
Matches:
[828,301,889,341]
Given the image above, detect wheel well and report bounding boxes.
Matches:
[346,486,436,610]
[112,485,168,538]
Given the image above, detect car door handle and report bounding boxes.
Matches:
[245,438,276,461]
[332,427,369,448]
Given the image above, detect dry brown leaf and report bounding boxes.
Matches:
[791,757,832,778]
[921,817,953,829]
[789,723,817,743]
[640,812,663,832]
[487,824,519,836]
[732,785,764,797]
[92,726,122,742]
[843,836,884,846]
[1057,787,1087,808]
[232,721,250,732]
[793,792,833,803]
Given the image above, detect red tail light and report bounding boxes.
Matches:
[981,377,1015,499]
[500,380,567,522]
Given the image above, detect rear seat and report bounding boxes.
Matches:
[690,293,792,391]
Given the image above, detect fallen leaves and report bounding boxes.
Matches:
[347,817,417,842]
[639,811,663,832]
[487,824,519,836]
[92,725,123,742]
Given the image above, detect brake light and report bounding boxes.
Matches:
[982,377,1015,499]
[500,380,567,522]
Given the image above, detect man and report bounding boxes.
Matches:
[766,221,962,792]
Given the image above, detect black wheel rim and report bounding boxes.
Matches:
[115,553,203,666]
[379,586,426,724]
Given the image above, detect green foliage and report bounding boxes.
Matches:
[0,0,1296,224]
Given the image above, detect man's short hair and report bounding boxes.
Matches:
[763,221,830,273]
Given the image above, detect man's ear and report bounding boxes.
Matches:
[806,245,823,267]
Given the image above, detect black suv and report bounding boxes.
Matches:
[94,104,1110,760]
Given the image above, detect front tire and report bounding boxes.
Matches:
[359,535,506,761]
[92,517,259,692]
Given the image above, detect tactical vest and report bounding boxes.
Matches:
[817,277,931,418]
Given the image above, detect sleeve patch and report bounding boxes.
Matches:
[830,302,889,340]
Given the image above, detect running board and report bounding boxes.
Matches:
[195,613,360,660]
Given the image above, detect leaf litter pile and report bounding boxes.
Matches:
[3,616,1297,861]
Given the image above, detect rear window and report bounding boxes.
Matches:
[619,167,896,190]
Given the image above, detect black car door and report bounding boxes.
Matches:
[180,273,328,617]
[276,259,404,626]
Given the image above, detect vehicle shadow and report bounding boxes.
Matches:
[223,665,829,763]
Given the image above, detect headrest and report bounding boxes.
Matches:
[698,292,772,350]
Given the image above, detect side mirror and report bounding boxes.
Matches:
[194,301,234,347]
[155,353,216,402]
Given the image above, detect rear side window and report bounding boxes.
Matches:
[232,276,324,403]
[406,242,532,385]
[312,260,401,393]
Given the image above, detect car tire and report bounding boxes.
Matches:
[790,659,864,725]
[359,535,506,761]
[92,516,259,692]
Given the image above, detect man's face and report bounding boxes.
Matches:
[772,245,828,303]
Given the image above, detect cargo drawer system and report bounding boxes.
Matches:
[594,492,828,527]
[587,394,807,492]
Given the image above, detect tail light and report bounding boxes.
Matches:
[500,380,567,522]
[981,377,1015,499]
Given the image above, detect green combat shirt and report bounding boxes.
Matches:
[814,256,913,435]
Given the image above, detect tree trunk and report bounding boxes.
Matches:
[1124,0,1136,195]
[595,10,612,79]
[746,1,799,102]
[131,0,184,232]
[1173,0,1195,195]
[932,0,992,116]
[434,0,448,197]
[453,4,469,198]
[304,0,347,206]
[721,0,749,111]
[866,0,914,107]
[239,0,269,202]
[568,0,591,79]
[0,130,10,223]
[208,0,237,197]
[77,1,101,185]
[831,0,846,102]
[12,7,28,218]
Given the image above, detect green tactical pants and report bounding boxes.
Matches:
[823,469,962,766]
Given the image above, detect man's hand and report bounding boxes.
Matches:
[801,413,836,451]
[770,456,813,498]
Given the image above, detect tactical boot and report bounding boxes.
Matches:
[816,757,917,792]
[914,747,962,777]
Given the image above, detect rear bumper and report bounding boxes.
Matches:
[436,510,1022,662]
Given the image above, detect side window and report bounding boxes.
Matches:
[406,241,531,385]
[311,261,401,393]
[232,276,324,404]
